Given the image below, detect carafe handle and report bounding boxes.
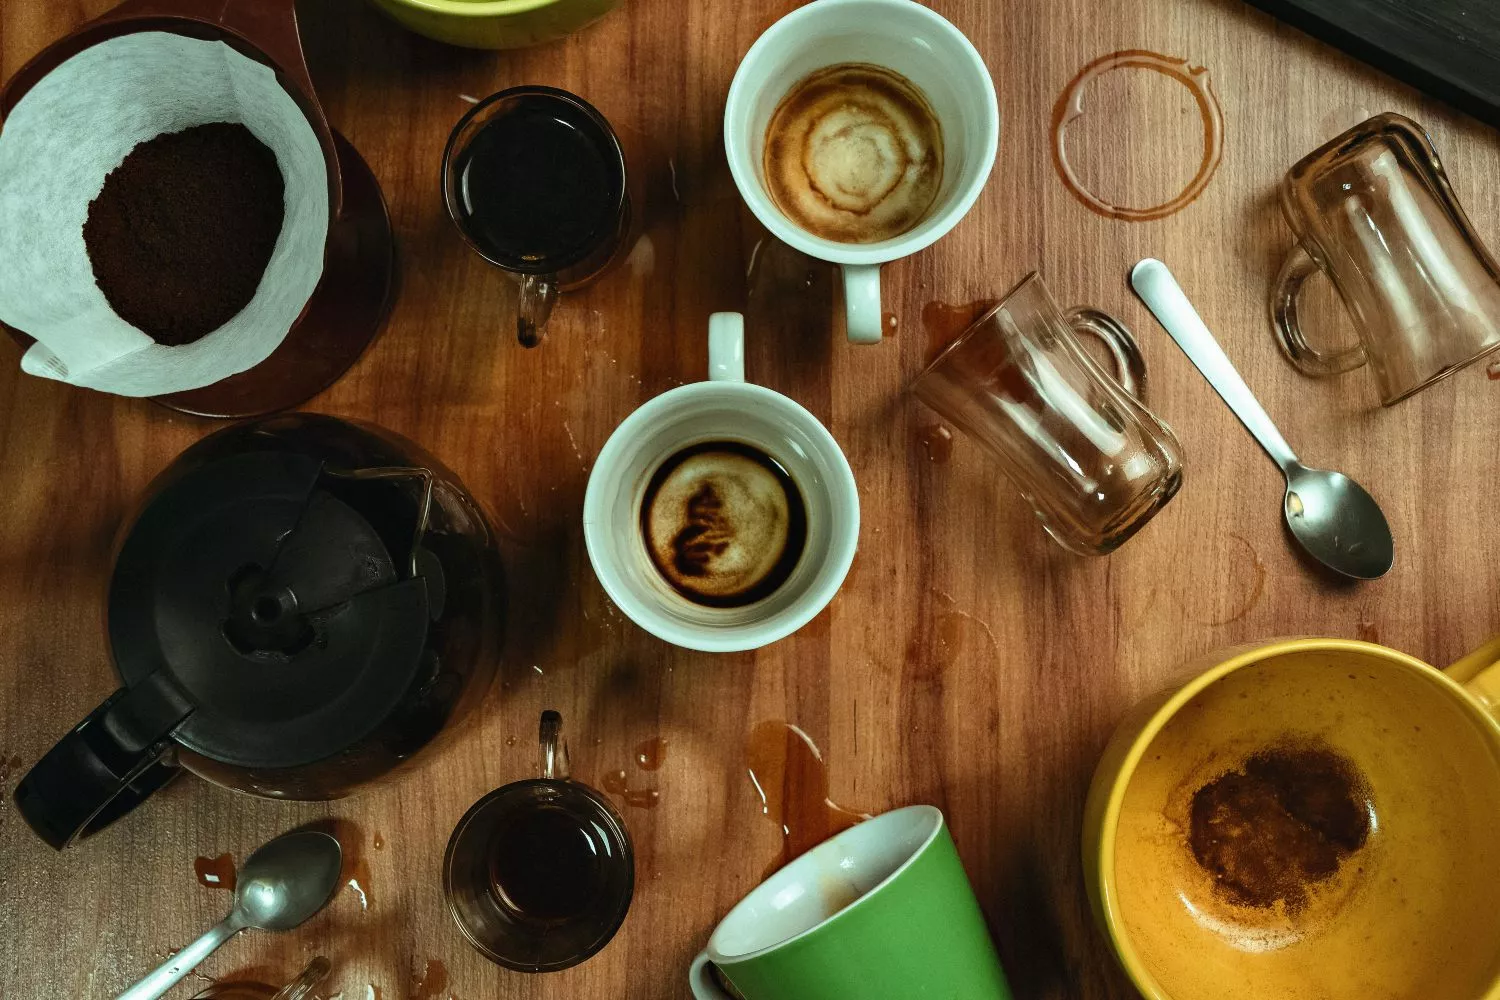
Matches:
[13,673,192,849]
[1270,243,1368,376]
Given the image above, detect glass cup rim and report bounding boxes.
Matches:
[442,776,635,972]
[440,85,628,275]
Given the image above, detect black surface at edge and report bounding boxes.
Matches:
[1243,0,1500,131]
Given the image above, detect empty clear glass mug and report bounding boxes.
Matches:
[1272,112,1500,404]
[912,273,1183,555]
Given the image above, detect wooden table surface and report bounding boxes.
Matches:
[3,1,1499,998]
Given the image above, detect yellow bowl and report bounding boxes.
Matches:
[1084,637,1500,1000]
[366,0,620,49]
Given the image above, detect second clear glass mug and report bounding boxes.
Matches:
[1272,112,1500,404]
[444,710,634,973]
[912,273,1183,555]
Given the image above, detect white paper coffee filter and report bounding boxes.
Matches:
[0,31,329,396]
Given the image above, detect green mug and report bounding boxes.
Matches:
[688,806,1013,999]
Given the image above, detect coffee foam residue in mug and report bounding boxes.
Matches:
[640,442,807,608]
[763,63,943,244]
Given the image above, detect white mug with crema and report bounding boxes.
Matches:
[723,0,1000,344]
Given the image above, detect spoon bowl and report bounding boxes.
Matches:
[1283,463,1394,580]
[235,830,345,931]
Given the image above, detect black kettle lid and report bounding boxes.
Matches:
[107,445,432,770]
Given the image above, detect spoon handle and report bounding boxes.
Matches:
[1130,258,1300,472]
[115,916,244,1000]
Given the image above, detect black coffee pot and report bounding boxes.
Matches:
[15,414,504,848]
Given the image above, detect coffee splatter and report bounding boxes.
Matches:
[194,853,237,891]
[410,960,447,1000]
[1189,744,1370,911]
[916,423,953,463]
[634,737,668,771]
[921,299,994,362]
[603,767,661,809]
[747,722,870,878]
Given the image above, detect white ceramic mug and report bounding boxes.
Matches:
[723,0,1000,345]
[582,313,859,652]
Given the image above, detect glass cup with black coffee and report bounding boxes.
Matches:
[442,86,629,347]
[443,711,634,972]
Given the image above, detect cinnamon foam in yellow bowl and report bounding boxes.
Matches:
[1084,637,1500,1000]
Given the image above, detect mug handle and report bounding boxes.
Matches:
[709,312,746,382]
[1270,244,1368,376]
[517,274,559,348]
[842,264,883,344]
[1446,636,1500,717]
[1065,307,1148,399]
[538,709,571,780]
[688,952,735,999]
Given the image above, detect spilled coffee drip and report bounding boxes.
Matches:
[1188,743,1371,912]
[641,441,807,607]
[763,63,943,244]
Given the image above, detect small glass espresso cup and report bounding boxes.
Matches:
[1273,112,1500,404]
[190,958,329,999]
[912,273,1183,555]
[444,711,634,973]
[442,86,630,347]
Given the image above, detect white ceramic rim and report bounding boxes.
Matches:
[706,805,945,964]
[722,0,1000,266]
[581,380,859,653]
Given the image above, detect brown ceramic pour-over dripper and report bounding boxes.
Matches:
[0,0,394,419]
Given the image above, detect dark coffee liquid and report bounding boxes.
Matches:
[489,806,606,922]
[451,99,621,271]
[640,441,808,608]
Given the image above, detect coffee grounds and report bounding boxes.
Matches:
[1188,744,1370,911]
[83,122,285,346]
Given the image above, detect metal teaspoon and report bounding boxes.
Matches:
[115,830,344,1000]
[1130,258,1393,580]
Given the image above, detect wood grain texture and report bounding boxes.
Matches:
[2,1,1499,998]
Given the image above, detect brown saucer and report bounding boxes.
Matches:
[2,130,394,420]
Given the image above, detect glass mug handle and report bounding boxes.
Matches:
[1065,306,1148,399]
[1270,243,1368,376]
[539,709,570,780]
[517,274,559,348]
